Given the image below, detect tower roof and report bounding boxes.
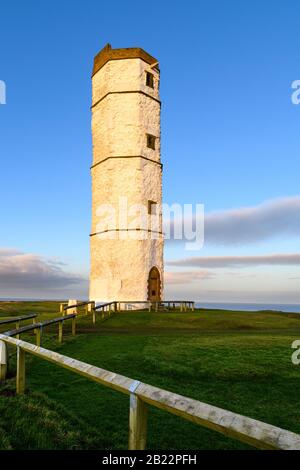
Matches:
[92,43,159,76]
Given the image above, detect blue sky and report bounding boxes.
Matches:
[1,0,300,301]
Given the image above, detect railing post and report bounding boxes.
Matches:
[128,381,147,450]
[36,327,42,347]
[16,346,26,394]
[88,301,95,314]
[58,321,63,343]
[72,316,76,336]
[16,320,20,339]
[0,340,7,382]
[92,309,96,325]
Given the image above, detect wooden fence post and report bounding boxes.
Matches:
[36,327,42,347]
[16,346,26,394]
[128,381,148,450]
[92,309,96,325]
[16,320,20,339]
[0,340,7,382]
[72,317,76,336]
[58,321,63,343]
[88,302,95,315]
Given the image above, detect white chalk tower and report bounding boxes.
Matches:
[89,44,164,303]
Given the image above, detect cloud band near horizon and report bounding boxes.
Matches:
[167,195,300,246]
[0,248,87,292]
[166,253,300,268]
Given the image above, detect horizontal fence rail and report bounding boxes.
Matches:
[0,334,299,450]
[3,314,77,346]
[63,301,95,311]
[4,323,43,337]
[94,300,195,312]
[0,314,37,327]
[94,301,117,311]
[61,299,195,314]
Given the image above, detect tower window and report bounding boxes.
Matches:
[146,71,154,88]
[147,134,156,150]
[148,200,157,215]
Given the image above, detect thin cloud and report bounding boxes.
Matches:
[167,253,300,268]
[165,270,216,284]
[167,195,300,246]
[0,248,87,289]
[205,196,300,245]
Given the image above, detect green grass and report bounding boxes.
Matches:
[1,303,300,450]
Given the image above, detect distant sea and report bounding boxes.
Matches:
[0,298,299,314]
[195,302,300,313]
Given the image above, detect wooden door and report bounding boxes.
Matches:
[148,267,161,302]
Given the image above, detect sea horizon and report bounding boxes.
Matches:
[0,298,300,313]
[195,302,300,313]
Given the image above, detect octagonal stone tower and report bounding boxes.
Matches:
[89,44,164,303]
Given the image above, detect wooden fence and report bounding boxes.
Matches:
[4,314,77,346]
[1,307,113,347]
[0,314,37,330]
[61,301,95,315]
[94,300,195,312]
[0,300,116,381]
[0,333,299,450]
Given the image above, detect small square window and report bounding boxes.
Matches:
[146,71,154,88]
[147,134,156,150]
[148,200,157,215]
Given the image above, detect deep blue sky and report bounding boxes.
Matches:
[1,0,300,301]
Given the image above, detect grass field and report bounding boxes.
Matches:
[1,302,300,450]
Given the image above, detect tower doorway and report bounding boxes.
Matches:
[148,267,161,302]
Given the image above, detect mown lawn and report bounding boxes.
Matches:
[1,303,300,450]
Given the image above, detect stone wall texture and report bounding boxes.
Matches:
[90,55,164,302]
